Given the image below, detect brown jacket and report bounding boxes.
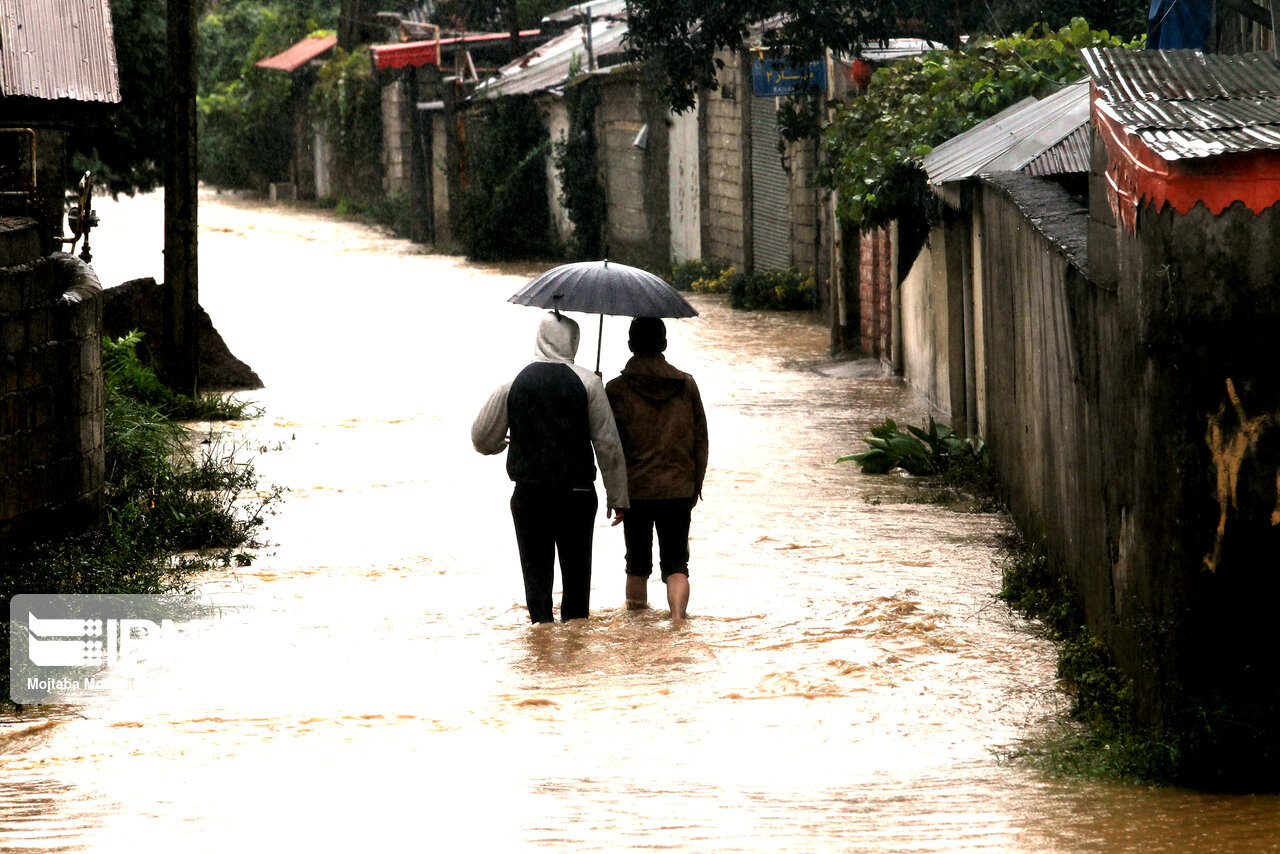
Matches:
[606,354,708,501]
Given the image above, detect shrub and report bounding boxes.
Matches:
[838,416,987,476]
[729,268,814,310]
[462,96,554,261]
[669,257,731,291]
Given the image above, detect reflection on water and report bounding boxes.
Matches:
[3,191,1280,851]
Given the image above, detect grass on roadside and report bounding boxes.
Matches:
[1,332,282,706]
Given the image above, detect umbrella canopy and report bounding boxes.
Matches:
[508,260,697,318]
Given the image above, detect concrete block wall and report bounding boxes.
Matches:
[0,219,104,547]
[382,78,413,196]
[598,69,670,272]
[701,50,749,269]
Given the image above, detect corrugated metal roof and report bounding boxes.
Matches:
[860,38,947,61]
[923,79,1091,184]
[1082,47,1280,160]
[473,19,628,99]
[255,35,337,72]
[0,0,119,103]
[542,0,628,26]
[1081,48,1280,102]
[1024,124,1091,176]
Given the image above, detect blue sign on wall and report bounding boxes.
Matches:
[751,59,828,97]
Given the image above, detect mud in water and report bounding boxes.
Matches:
[3,191,1280,851]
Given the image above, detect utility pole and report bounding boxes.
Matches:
[164,0,199,394]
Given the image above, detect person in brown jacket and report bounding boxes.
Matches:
[605,317,708,619]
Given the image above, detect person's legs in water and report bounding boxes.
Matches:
[622,500,657,608]
[664,573,689,620]
[655,498,694,620]
[556,487,598,620]
[511,484,556,623]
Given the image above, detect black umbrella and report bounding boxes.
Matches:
[509,260,697,372]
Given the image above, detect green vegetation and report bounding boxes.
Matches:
[553,77,606,260]
[840,416,986,475]
[668,259,814,310]
[669,258,731,292]
[317,192,415,240]
[821,20,1138,231]
[103,331,261,421]
[841,416,997,509]
[2,332,279,660]
[311,46,385,204]
[461,96,554,261]
[728,268,814,311]
[996,539,1180,783]
[198,3,338,191]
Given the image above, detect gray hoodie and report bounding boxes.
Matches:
[472,313,629,510]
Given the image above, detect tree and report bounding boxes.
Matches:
[68,0,168,196]
[819,19,1136,232]
[624,0,1146,116]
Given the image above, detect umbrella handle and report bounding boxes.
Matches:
[595,314,604,376]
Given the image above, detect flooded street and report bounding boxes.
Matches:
[4,191,1280,851]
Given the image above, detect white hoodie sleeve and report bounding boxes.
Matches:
[573,365,629,509]
[471,382,511,455]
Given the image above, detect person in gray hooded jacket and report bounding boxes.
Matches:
[472,311,629,623]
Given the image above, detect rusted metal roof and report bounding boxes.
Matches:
[0,0,120,104]
[255,35,337,72]
[473,19,628,99]
[1082,47,1280,160]
[923,80,1091,184]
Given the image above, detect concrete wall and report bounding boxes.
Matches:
[430,110,454,248]
[597,68,670,272]
[966,161,1280,779]
[382,78,412,196]
[0,219,104,547]
[900,210,970,429]
[540,97,574,249]
[702,50,749,269]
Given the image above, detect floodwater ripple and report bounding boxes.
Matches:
[3,191,1279,851]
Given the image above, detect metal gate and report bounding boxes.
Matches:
[750,95,791,270]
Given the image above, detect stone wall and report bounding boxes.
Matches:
[0,219,104,547]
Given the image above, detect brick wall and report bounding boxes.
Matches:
[858,227,892,360]
[0,219,104,547]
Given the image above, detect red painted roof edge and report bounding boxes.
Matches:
[255,35,339,72]
[1093,86,1280,230]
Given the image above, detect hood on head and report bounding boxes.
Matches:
[620,353,686,402]
[533,312,580,363]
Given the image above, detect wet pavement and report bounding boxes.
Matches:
[3,191,1280,851]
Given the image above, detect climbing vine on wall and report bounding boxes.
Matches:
[461,95,554,261]
[820,19,1139,232]
[553,76,606,260]
[312,46,384,202]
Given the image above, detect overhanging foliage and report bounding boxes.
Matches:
[820,19,1139,231]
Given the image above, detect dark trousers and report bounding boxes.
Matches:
[623,497,694,581]
[510,483,598,623]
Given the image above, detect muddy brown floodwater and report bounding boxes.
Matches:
[4,190,1280,852]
